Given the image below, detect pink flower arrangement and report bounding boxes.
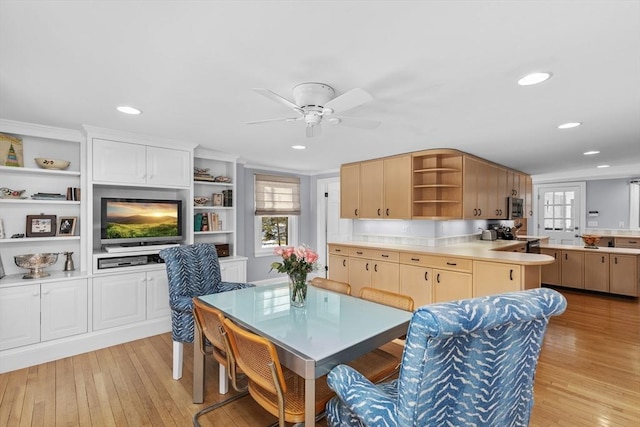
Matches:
[270,245,319,276]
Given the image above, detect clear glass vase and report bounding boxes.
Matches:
[288,271,308,308]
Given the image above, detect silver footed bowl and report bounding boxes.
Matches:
[14,253,59,279]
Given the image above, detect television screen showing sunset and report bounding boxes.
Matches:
[105,201,179,238]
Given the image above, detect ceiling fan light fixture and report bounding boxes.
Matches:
[116,105,142,115]
[583,150,600,155]
[597,164,610,168]
[328,117,341,125]
[558,122,582,129]
[291,145,306,150]
[517,72,552,86]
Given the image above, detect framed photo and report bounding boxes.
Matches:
[212,193,223,207]
[0,133,24,167]
[26,214,57,237]
[58,216,77,236]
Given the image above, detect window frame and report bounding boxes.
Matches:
[254,215,299,257]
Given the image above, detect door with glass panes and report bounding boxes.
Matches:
[537,184,583,245]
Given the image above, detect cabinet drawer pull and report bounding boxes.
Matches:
[374,264,378,272]
[565,253,568,260]
[377,208,381,216]
[355,208,358,216]
[411,257,420,262]
[446,262,457,266]
[342,259,346,267]
[473,208,477,216]
[602,256,605,263]
[366,263,369,271]
[614,257,618,264]
[381,254,389,258]
[424,271,429,281]
[386,208,389,216]
[334,248,342,252]
[478,208,482,216]
[629,241,637,244]
[356,251,363,255]
[509,269,513,281]
[554,253,557,259]
[436,273,440,283]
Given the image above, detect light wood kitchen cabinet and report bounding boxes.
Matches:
[348,247,400,295]
[92,138,191,188]
[412,150,463,219]
[348,257,372,298]
[614,237,640,249]
[371,261,400,293]
[340,163,360,218]
[463,156,487,219]
[561,250,584,289]
[584,253,610,292]
[540,248,561,285]
[360,159,384,218]
[524,175,533,219]
[399,264,433,308]
[383,155,412,219]
[610,254,639,296]
[433,269,472,302]
[473,261,522,297]
[328,253,350,284]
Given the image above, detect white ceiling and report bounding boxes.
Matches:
[1,1,639,180]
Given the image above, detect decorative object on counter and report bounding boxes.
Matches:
[0,187,26,199]
[25,214,57,237]
[194,167,214,181]
[57,216,77,236]
[63,251,75,272]
[270,245,319,308]
[14,252,59,279]
[11,233,24,238]
[581,234,601,249]
[213,175,232,183]
[0,133,23,167]
[212,193,223,206]
[30,192,66,200]
[34,157,70,170]
[194,196,210,206]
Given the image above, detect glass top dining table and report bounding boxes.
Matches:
[193,282,412,425]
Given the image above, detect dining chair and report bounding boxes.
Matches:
[358,287,414,312]
[159,243,254,380]
[326,288,567,427]
[310,277,351,295]
[192,298,249,426]
[222,317,336,426]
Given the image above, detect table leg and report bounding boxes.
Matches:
[305,376,315,426]
[193,329,204,403]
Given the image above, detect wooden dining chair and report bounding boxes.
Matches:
[310,277,351,295]
[359,287,415,312]
[192,298,249,426]
[222,317,336,426]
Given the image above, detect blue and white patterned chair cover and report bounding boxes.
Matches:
[326,287,567,427]
[159,243,254,380]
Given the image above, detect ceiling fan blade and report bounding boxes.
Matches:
[245,117,300,125]
[323,88,373,114]
[252,88,303,113]
[306,124,322,138]
[331,116,381,129]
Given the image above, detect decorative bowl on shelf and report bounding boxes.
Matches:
[194,196,210,206]
[34,158,70,170]
[581,234,601,248]
[0,187,26,199]
[14,253,59,279]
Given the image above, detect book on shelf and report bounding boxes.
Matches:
[194,212,222,231]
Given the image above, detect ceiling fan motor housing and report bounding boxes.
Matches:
[293,83,335,108]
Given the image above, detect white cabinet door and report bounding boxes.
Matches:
[93,139,146,184]
[146,270,171,319]
[146,146,191,188]
[220,258,247,282]
[0,285,40,350]
[93,273,146,330]
[41,279,88,342]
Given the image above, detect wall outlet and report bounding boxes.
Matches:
[619,221,625,228]
[588,221,598,227]
[402,225,411,233]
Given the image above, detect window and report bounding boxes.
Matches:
[254,174,301,256]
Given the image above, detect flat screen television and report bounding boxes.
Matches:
[100,198,183,246]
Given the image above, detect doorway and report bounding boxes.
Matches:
[537,182,585,244]
[316,177,352,277]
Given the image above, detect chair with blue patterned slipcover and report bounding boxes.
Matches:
[159,243,254,380]
[326,287,567,427]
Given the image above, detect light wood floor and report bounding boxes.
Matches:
[1,287,638,426]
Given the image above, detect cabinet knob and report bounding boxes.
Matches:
[478,208,482,216]
[386,208,389,216]
[32,292,39,297]
[42,290,49,295]
[374,264,378,272]
[436,273,440,283]
[365,263,369,271]
[377,208,381,216]
[424,271,429,281]
[342,259,346,267]
[509,269,513,281]
[355,208,358,216]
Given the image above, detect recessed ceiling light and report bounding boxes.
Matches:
[558,122,582,129]
[517,72,552,86]
[117,105,142,115]
[583,150,600,155]
[597,164,610,168]
[292,145,306,150]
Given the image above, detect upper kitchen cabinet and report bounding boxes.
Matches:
[412,150,463,219]
[360,155,411,219]
[92,138,191,188]
[340,163,360,218]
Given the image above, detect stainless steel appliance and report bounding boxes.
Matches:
[507,197,524,219]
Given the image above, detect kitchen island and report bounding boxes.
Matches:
[328,239,554,307]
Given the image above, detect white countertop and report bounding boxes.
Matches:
[540,243,640,255]
[329,239,554,266]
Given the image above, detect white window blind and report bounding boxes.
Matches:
[254,174,301,215]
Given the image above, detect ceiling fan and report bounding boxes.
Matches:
[246,82,380,137]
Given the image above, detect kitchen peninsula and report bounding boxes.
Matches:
[328,238,554,307]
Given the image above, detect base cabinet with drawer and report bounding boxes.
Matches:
[610,254,639,296]
[399,265,433,307]
[348,249,400,296]
[584,253,610,292]
[433,269,472,303]
[561,250,585,289]
[400,252,473,303]
[328,253,350,284]
[0,279,88,351]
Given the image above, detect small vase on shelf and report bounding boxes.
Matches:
[288,271,308,308]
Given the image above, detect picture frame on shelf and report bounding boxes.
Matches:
[212,193,223,207]
[25,214,57,237]
[58,216,77,236]
[0,133,24,167]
